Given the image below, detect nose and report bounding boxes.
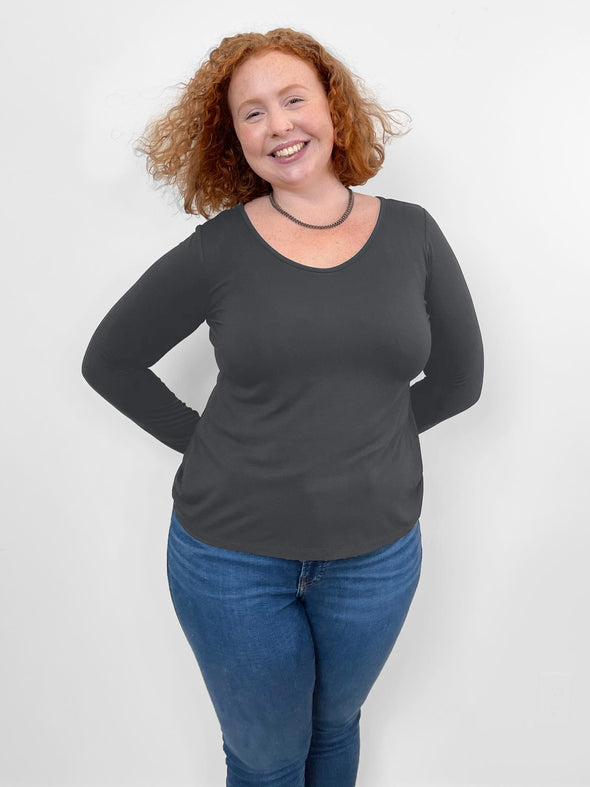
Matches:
[267,108,294,136]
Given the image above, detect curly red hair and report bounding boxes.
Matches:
[134,28,411,218]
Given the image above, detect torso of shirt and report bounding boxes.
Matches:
[171,197,431,560]
[81,196,484,561]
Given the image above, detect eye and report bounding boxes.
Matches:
[246,110,261,120]
[288,97,303,105]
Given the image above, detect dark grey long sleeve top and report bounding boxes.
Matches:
[81,197,484,560]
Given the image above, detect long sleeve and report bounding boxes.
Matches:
[81,227,209,453]
[410,208,484,434]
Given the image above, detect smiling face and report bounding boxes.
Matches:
[227,49,336,192]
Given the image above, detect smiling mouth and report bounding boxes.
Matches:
[271,141,309,158]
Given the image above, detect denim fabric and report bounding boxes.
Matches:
[167,507,422,787]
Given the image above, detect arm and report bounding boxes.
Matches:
[410,208,484,434]
[81,227,209,454]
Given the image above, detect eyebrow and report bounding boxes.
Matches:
[237,84,309,115]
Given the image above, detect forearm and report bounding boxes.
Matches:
[82,348,199,453]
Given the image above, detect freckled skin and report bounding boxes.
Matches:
[227,50,341,206]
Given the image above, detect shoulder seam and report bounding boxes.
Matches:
[422,207,432,282]
[190,223,212,318]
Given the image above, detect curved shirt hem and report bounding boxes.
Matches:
[170,503,419,562]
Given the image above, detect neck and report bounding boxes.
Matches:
[269,177,352,223]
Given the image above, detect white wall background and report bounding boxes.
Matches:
[2,1,588,785]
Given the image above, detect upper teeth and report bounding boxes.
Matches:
[272,142,306,158]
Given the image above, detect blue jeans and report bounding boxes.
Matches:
[167,507,422,787]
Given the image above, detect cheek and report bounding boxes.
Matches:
[321,117,335,148]
[236,130,268,175]
[237,127,262,156]
[319,107,335,143]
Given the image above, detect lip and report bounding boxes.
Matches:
[268,141,310,166]
[268,140,310,156]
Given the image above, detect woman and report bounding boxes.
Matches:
[82,27,484,787]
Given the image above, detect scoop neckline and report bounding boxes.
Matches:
[237,196,385,273]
